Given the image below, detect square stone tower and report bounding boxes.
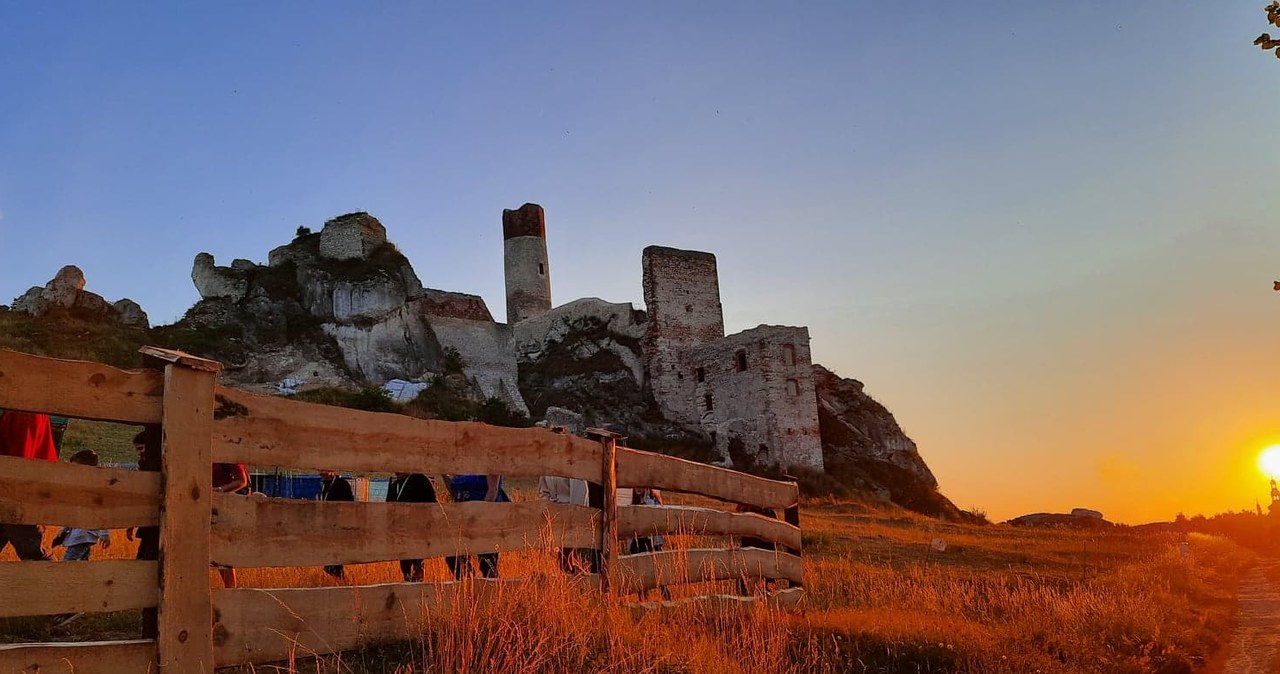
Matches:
[319,213,388,261]
[641,246,725,423]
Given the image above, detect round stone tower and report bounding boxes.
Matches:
[503,203,552,324]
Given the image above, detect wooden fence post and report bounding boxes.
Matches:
[150,348,221,673]
[587,428,619,593]
[784,493,803,589]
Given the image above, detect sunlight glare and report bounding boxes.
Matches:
[1260,445,1280,477]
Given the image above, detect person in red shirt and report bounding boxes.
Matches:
[0,410,58,560]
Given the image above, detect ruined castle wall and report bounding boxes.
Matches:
[320,213,388,261]
[422,313,529,415]
[641,246,725,423]
[419,288,494,322]
[503,204,552,324]
[687,325,824,470]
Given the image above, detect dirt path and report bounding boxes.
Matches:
[1223,563,1280,674]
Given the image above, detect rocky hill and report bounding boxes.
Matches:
[1,212,974,521]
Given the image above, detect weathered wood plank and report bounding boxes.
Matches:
[211,386,603,479]
[0,639,157,674]
[137,346,223,373]
[213,579,592,667]
[617,505,802,551]
[625,587,805,619]
[613,548,805,595]
[591,429,619,592]
[156,364,216,673]
[0,561,159,618]
[0,455,160,528]
[615,447,798,510]
[0,349,163,424]
[210,495,599,568]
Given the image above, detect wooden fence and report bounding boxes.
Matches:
[0,347,803,673]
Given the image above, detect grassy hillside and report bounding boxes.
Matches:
[1,494,1250,673]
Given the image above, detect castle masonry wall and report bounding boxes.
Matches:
[319,213,388,261]
[641,246,725,423]
[686,325,824,470]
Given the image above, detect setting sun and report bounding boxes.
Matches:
[1260,445,1280,477]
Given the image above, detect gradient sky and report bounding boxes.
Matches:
[3,3,1279,522]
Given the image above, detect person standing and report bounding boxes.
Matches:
[445,474,506,580]
[387,472,437,582]
[53,450,112,561]
[539,475,593,574]
[318,470,355,580]
[0,410,57,560]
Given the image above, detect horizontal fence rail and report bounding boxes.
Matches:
[617,504,802,552]
[0,639,157,674]
[0,347,805,673]
[0,561,159,618]
[0,349,164,424]
[614,548,805,596]
[211,495,600,568]
[0,455,161,529]
[211,579,564,667]
[616,447,798,510]
[625,586,806,620]
[211,386,604,480]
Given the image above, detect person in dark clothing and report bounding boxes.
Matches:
[0,410,57,561]
[387,473,437,582]
[445,474,507,580]
[319,470,355,580]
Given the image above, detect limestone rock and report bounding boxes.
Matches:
[544,406,586,435]
[10,265,143,328]
[813,364,937,487]
[192,253,248,301]
[112,299,150,328]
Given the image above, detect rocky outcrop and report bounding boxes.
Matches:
[516,313,701,449]
[192,253,249,302]
[167,213,528,416]
[811,364,978,521]
[11,265,149,328]
[814,364,936,486]
[515,298,648,383]
[1007,511,1113,528]
[112,299,149,328]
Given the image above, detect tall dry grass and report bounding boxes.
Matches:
[1,498,1255,673]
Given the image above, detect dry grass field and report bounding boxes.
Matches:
[0,485,1253,674]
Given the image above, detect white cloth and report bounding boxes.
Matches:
[539,476,589,506]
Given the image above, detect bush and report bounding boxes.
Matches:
[290,386,399,413]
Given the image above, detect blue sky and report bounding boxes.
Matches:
[3,2,1279,520]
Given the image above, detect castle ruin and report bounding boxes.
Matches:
[509,208,825,471]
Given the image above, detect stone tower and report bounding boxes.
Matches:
[503,203,552,325]
[641,246,725,422]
